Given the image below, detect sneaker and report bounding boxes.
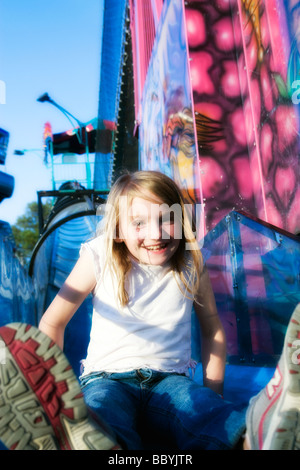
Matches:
[246,303,300,450]
[0,323,121,450]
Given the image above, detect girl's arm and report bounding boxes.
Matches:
[193,266,226,396]
[39,249,96,350]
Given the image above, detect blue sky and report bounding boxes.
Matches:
[0,0,103,224]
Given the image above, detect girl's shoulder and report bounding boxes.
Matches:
[80,234,106,283]
[83,231,104,246]
[80,234,106,263]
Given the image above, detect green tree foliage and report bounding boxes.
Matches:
[11,199,53,267]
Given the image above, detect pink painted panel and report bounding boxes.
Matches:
[129,0,163,125]
[237,0,300,234]
[185,0,257,232]
[185,0,300,235]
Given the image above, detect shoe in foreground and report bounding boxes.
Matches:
[0,323,120,450]
[246,303,300,450]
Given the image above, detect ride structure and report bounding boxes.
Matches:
[0,3,299,451]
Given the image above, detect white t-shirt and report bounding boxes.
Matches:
[80,235,194,376]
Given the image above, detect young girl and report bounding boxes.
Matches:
[0,170,299,450]
[39,170,246,449]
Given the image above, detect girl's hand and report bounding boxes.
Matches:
[193,267,226,395]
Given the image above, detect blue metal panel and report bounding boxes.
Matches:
[0,221,35,327]
[94,0,128,190]
[98,0,128,123]
[0,171,14,201]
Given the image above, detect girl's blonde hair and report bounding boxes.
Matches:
[101,170,203,307]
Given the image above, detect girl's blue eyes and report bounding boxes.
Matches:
[131,216,175,228]
[132,220,145,228]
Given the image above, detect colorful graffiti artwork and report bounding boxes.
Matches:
[186,0,256,231]
[139,0,300,236]
[139,0,203,209]
[185,0,300,233]
[238,0,300,234]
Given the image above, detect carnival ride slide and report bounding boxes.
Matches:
[0,188,298,452]
[0,186,105,450]
[1,190,299,399]
[0,0,300,450]
[0,185,105,375]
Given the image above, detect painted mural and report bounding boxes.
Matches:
[186,0,256,231]
[185,0,300,233]
[238,0,300,234]
[139,0,202,210]
[140,0,300,236]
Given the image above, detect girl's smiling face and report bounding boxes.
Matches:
[118,192,181,266]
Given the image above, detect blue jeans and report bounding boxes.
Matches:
[80,368,246,450]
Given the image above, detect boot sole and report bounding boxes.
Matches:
[0,323,120,450]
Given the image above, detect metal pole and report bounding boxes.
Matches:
[37,93,92,189]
